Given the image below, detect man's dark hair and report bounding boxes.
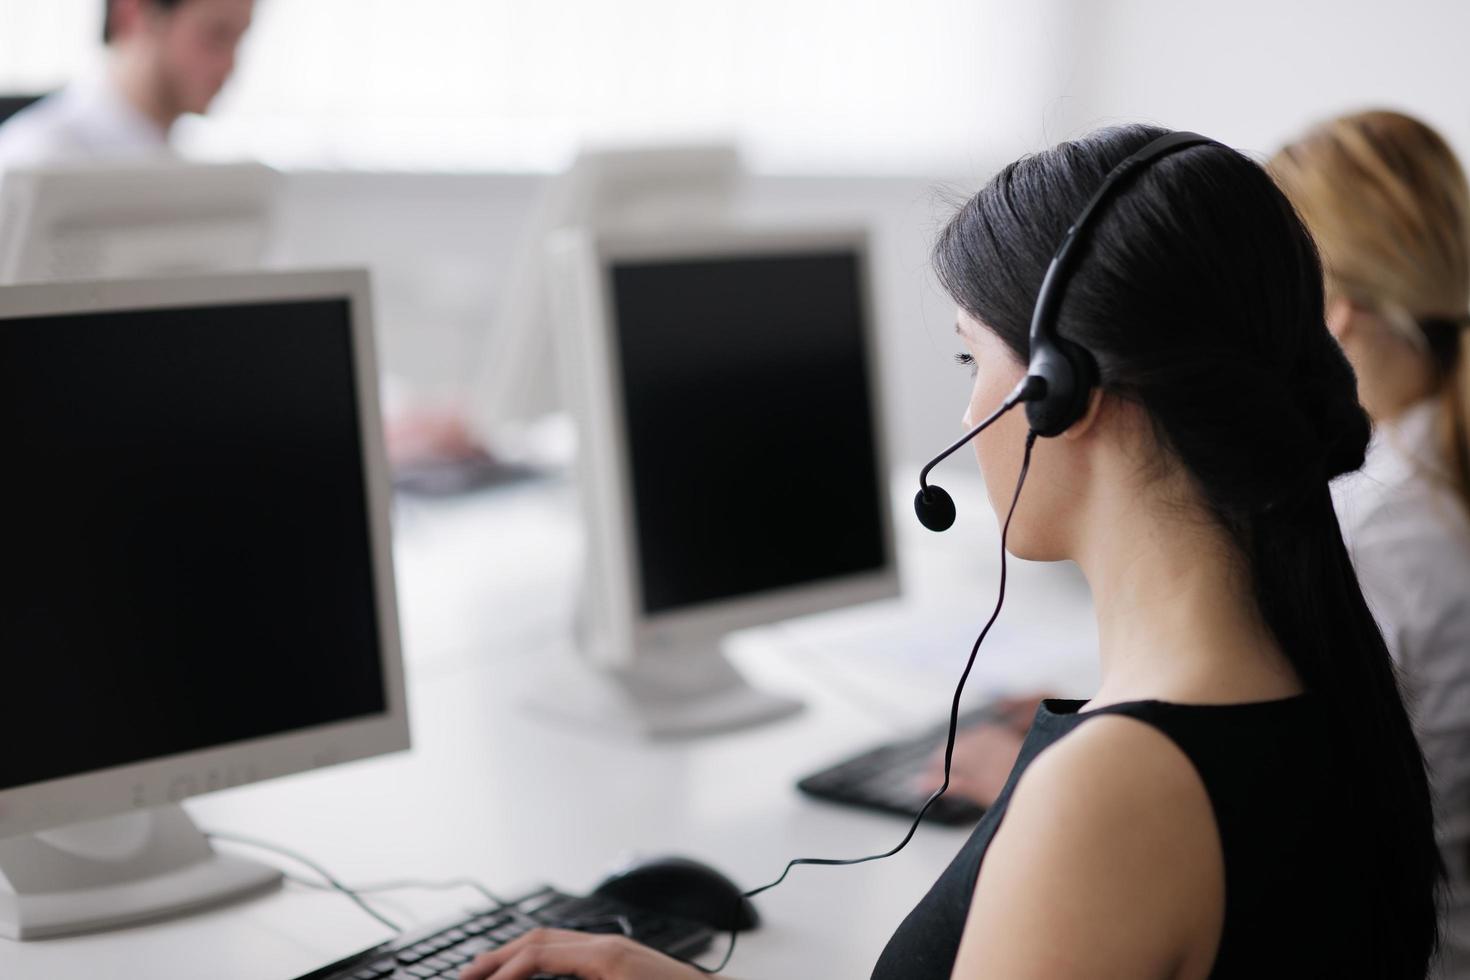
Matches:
[103,0,187,44]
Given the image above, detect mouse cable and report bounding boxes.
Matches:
[690,429,1039,977]
[206,829,406,934]
[212,829,643,956]
[281,871,512,911]
[283,872,632,937]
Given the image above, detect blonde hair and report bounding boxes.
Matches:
[1272,109,1470,514]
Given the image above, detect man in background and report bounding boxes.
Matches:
[0,0,494,481]
[0,0,253,167]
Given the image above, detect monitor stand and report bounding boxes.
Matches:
[0,804,282,940]
[527,639,804,739]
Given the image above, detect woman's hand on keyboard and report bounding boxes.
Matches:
[917,691,1048,806]
[989,692,1051,734]
[458,928,709,980]
[918,722,1026,808]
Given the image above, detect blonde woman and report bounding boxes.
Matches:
[1273,109,1470,978]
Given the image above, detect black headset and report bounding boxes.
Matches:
[914,130,1215,532]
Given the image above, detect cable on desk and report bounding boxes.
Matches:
[204,830,404,934]
[282,872,510,910]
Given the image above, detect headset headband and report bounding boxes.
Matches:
[1028,131,1214,360]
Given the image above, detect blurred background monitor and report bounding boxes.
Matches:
[539,224,897,737]
[0,160,279,285]
[470,142,744,433]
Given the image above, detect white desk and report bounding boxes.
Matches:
[0,472,1097,980]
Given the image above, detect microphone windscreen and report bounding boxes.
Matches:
[914,485,956,532]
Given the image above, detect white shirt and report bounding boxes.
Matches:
[0,66,173,170]
[1334,400,1470,978]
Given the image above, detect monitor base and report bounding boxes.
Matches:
[527,642,804,739]
[0,804,282,941]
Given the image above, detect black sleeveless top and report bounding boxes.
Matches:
[872,695,1362,978]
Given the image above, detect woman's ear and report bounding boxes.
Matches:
[1060,388,1107,441]
[1325,295,1358,342]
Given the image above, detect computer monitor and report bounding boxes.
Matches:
[0,269,407,940]
[0,161,278,285]
[543,225,898,737]
[471,142,743,431]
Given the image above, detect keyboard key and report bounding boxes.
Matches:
[467,914,509,935]
[457,938,494,957]
[399,943,437,963]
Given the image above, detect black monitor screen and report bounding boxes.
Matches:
[610,250,887,615]
[0,299,387,791]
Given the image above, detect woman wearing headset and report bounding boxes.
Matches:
[460,125,1442,979]
[1272,110,1470,978]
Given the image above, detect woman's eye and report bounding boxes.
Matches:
[954,351,977,376]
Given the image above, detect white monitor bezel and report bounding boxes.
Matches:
[0,161,279,285]
[0,269,409,839]
[556,224,900,667]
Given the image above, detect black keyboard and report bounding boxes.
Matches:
[796,704,999,825]
[299,886,714,980]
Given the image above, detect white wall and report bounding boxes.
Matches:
[1046,0,1470,161]
[6,0,1459,166]
[0,0,1068,176]
[188,0,1063,175]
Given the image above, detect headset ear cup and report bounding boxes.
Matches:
[1056,334,1098,425]
[1024,337,1096,437]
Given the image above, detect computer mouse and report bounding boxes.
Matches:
[592,855,760,933]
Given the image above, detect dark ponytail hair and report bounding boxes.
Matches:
[934,125,1442,975]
